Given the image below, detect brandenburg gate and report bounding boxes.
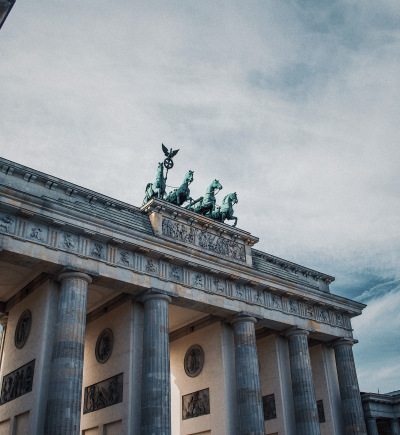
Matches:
[0,152,369,435]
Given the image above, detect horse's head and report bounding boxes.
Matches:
[222,192,238,205]
[157,162,164,175]
[185,170,194,184]
[211,179,223,191]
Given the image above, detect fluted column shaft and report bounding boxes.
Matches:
[390,419,400,435]
[333,340,367,435]
[141,291,172,435]
[287,329,321,435]
[365,418,378,435]
[45,272,92,435]
[231,315,264,435]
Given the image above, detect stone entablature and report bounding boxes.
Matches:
[0,201,361,335]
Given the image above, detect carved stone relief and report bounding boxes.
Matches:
[336,313,344,327]
[253,290,263,304]
[192,273,204,287]
[169,265,182,282]
[28,224,46,242]
[272,295,282,309]
[320,309,329,323]
[83,373,123,414]
[15,310,32,349]
[95,328,114,364]
[213,278,225,293]
[235,284,244,299]
[182,388,210,420]
[262,394,277,421]
[91,242,105,260]
[184,345,204,378]
[289,299,299,314]
[162,217,246,262]
[60,232,78,251]
[145,258,157,273]
[306,305,315,317]
[119,251,131,267]
[0,360,35,405]
[0,214,15,234]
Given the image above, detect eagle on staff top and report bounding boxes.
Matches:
[162,144,179,160]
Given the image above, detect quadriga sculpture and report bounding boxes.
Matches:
[207,192,238,227]
[186,179,223,216]
[143,162,166,205]
[165,170,194,206]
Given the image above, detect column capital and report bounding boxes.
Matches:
[230,314,257,326]
[140,289,172,304]
[286,327,309,338]
[331,337,358,348]
[58,271,92,285]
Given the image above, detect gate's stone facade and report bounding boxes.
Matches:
[0,157,367,435]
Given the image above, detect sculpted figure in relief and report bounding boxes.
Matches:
[0,216,13,233]
[120,251,130,266]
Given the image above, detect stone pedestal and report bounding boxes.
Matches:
[365,418,378,435]
[231,315,264,435]
[44,271,92,435]
[333,339,367,435]
[391,419,400,435]
[286,328,321,435]
[141,291,172,435]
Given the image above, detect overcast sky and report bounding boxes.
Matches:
[1,0,399,393]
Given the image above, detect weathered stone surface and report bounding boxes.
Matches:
[333,339,367,435]
[231,315,264,435]
[44,272,92,435]
[365,417,378,435]
[141,290,172,435]
[286,328,321,435]
[391,419,400,435]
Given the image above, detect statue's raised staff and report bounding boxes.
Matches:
[165,170,194,206]
[207,192,238,227]
[185,179,222,215]
[142,144,179,205]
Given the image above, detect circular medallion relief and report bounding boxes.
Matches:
[14,310,32,349]
[184,345,204,378]
[95,328,114,364]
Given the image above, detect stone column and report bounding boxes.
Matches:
[44,271,92,435]
[231,315,264,435]
[286,328,321,435]
[365,418,378,435]
[333,339,367,435]
[140,291,172,435]
[390,419,400,435]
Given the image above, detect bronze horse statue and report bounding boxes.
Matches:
[165,170,194,206]
[207,192,238,227]
[143,162,166,205]
[186,179,223,215]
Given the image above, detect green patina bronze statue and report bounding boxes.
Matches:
[165,170,194,206]
[186,179,223,215]
[142,146,239,226]
[143,162,167,205]
[207,192,238,227]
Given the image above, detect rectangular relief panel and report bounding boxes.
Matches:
[162,217,246,262]
[262,394,277,421]
[182,388,210,420]
[0,360,35,405]
[83,373,123,414]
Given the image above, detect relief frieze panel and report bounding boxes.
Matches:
[83,373,123,414]
[0,210,353,331]
[162,217,246,262]
[0,212,15,234]
[182,388,210,420]
[0,360,35,405]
